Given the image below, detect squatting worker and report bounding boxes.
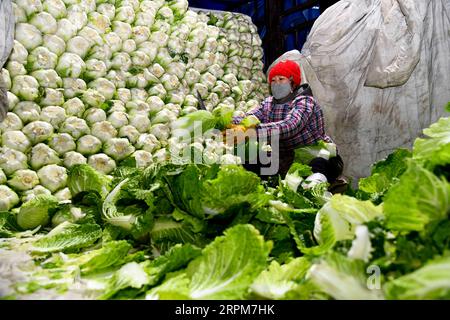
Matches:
[229,59,344,188]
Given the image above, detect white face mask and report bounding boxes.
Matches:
[271,83,292,100]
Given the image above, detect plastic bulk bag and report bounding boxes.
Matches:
[269,0,450,181]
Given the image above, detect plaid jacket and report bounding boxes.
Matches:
[233,90,333,151]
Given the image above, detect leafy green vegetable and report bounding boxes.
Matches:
[0,211,27,238]
[255,206,287,225]
[212,104,234,130]
[314,195,383,242]
[294,141,337,165]
[68,164,112,200]
[146,271,191,300]
[285,195,383,256]
[170,110,217,140]
[143,244,202,286]
[283,162,313,192]
[0,212,16,231]
[307,252,384,300]
[100,262,149,300]
[283,279,330,300]
[1,112,449,300]
[150,216,205,254]
[51,203,101,227]
[384,161,450,232]
[413,117,450,171]
[17,195,60,230]
[358,149,411,202]
[240,115,261,128]
[164,164,210,219]
[385,256,450,299]
[102,179,136,230]
[165,164,271,219]
[185,224,271,299]
[172,208,207,233]
[346,225,373,262]
[69,241,133,275]
[102,178,154,241]
[30,221,102,253]
[200,165,271,216]
[250,257,311,299]
[149,224,271,300]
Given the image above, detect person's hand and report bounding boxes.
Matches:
[226,123,246,130]
[223,126,257,146]
[223,125,246,146]
[222,124,245,139]
[232,124,247,132]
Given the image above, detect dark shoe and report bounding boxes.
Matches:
[329,175,349,194]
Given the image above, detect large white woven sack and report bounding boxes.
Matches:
[271,0,450,182]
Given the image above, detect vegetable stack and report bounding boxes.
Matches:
[0,0,269,209]
[0,110,449,300]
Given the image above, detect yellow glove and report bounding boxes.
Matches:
[232,124,247,132]
[226,124,247,131]
[221,125,244,138]
[223,126,242,146]
[223,126,256,146]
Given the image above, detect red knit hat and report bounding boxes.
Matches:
[268,60,301,86]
